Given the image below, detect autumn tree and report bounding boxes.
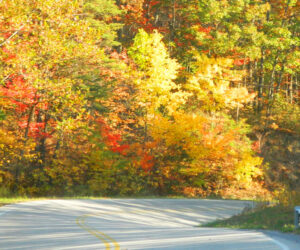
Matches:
[0,0,298,198]
[0,0,125,195]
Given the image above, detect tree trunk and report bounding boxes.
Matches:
[257,50,264,113]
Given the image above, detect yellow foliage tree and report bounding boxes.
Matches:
[185,53,255,112]
[128,29,188,114]
[150,111,264,196]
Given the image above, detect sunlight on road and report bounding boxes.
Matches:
[0,199,295,250]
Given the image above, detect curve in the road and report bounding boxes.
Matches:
[0,199,299,250]
[76,213,120,250]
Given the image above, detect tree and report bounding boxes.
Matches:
[128,29,186,114]
[0,0,124,194]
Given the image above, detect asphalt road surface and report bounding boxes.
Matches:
[0,199,300,250]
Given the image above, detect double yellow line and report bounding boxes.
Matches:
[76,214,120,250]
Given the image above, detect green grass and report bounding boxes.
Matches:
[0,195,195,207]
[201,205,300,234]
[0,197,45,207]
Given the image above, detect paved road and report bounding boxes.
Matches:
[0,199,299,249]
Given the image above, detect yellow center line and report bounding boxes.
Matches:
[76,207,223,249]
[76,214,120,250]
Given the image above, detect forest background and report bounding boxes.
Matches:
[0,0,299,202]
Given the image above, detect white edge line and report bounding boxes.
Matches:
[268,237,290,250]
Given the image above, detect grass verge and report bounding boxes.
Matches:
[0,195,193,208]
[0,197,43,207]
[201,205,300,234]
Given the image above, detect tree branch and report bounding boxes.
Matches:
[0,25,24,47]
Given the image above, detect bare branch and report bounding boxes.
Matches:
[0,25,24,47]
